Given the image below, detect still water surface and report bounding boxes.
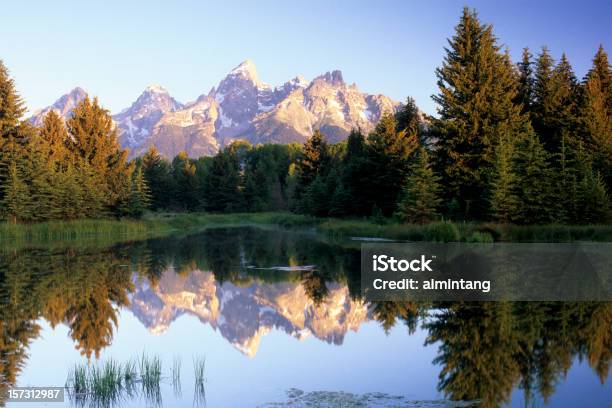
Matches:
[1,227,610,407]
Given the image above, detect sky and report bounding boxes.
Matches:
[1,0,610,116]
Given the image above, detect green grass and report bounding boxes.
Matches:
[66,359,124,405]
[3,212,611,249]
[145,212,612,242]
[139,353,162,394]
[89,359,122,402]
[67,363,88,395]
[66,354,163,404]
[0,218,170,250]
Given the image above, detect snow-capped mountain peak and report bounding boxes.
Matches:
[228,59,260,83]
[144,84,169,94]
[29,87,88,126]
[113,86,184,150]
[31,60,404,158]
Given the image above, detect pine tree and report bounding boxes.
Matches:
[394,147,442,224]
[366,114,418,216]
[339,129,369,216]
[203,149,242,212]
[532,50,582,156]
[511,133,555,224]
[0,60,28,207]
[303,174,330,217]
[76,159,107,218]
[580,46,611,189]
[51,163,85,220]
[128,166,151,217]
[395,97,420,135]
[517,48,534,113]
[171,152,200,210]
[576,171,610,224]
[550,55,580,150]
[0,61,26,148]
[23,132,54,220]
[66,97,133,216]
[39,110,69,168]
[295,130,330,206]
[532,47,556,142]
[328,183,351,217]
[432,8,529,219]
[141,145,172,210]
[2,160,30,223]
[490,133,519,223]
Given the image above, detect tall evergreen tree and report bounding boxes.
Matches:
[432,8,529,219]
[395,147,442,224]
[532,47,555,142]
[490,133,520,223]
[128,166,151,217]
[511,133,555,224]
[580,45,612,189]
[203,149,242,212]
[395,97,420,135]
[532,50,581,154]
[576,170,610,224]
[0,60,28,205]
[66,97,133,216]
[141,145,172,210]
[366,114,418,216]
[22,132,54,220]
[38,110,69,168]
[517,48,534,113]
[2,159,29,223]
[339,129,370,216]
[550,54,580,151]
[294,130,331,210]
[172,152,200,211]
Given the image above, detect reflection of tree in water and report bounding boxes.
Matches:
[0,228,610,408]
[372,301,424,334]
[0,252,43,400]
[420,301,612,407]
[0,246,135,400]
[300,269,329,305]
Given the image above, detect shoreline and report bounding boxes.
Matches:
[1,212,611,250]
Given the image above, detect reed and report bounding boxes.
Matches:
[193,355,206,407]
[139,353,162,393]
[171,355,182,397]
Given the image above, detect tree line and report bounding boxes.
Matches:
[0,8,609,224]
[0,67,149,221]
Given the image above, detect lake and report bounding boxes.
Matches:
[1,227,610,407]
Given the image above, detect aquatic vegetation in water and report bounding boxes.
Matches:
[139,353,162,405]
[193,355,206,407]
[172,355,182,397]
[66,354,164,407]
[260,388,480,407]
[66,359,124,407]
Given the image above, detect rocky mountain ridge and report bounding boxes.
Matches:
[30,60,402,158]
[128,269,369,357]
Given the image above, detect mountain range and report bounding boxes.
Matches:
[29,60,401,158]
[129,268,368,357]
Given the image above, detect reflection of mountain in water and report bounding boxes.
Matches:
[129,268,368,356]
[1,227,609,408]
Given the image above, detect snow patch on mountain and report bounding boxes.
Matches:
[31,60,408,158]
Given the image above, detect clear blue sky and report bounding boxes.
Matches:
[1,0,610,116]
